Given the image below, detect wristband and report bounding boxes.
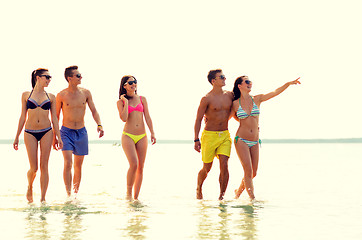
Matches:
[194,139,200,142]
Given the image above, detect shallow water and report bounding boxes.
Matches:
[1,143,362,239]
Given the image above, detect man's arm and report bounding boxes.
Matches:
[52,92,63,149]
[194,96,208,152]
[86,90,104,138]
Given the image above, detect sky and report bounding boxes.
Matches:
[1,0,361,141]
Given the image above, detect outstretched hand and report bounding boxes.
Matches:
[289,77,301,85]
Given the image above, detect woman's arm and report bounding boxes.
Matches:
[49,93,63,150]
[141,96,156,144]
[256,77,301,103]
[117,95,128,122]
[13,92,28,150]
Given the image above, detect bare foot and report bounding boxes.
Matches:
[218,192,225,201]
[196,188,203,200]
[26,186,33,203]
[126,194,133,201]
[234,188,243,199]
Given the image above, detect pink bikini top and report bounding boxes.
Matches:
[128,96,144,113]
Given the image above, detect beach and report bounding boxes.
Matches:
[1,142,362,239]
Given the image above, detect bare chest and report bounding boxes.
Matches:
[62,94,87,109]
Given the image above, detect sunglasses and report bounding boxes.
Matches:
[244,80,252,84]
[218,75,226,80]
[41,75,52,80]
[75,73,82,78]
[125,80,137,86]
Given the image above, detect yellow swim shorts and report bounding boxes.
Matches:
[201,130,232,163]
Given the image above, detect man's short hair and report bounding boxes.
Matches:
[64,65,78,82]
[207,69,222,84]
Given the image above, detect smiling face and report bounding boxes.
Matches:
[213,72,226,87]
[69,70,82,85]
[238,76,252,92]
[37,71,52,88]
[124,77,137,93]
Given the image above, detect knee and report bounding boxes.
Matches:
[129,162,138,172]
[252,170,257,178]
[137,164,144,173]
[244,167,253,178]
[64,161,72,171]
[29,166,38,174]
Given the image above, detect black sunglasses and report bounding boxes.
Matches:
[244,80,252,84]
[41,75,52,80]
[218,75,226,80]
[125,80,137,85]
[75,73,82,78]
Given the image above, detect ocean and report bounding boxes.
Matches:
[1,141,361,239]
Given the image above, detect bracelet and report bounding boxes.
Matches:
[194,139,200,142]
[98,125,103,128]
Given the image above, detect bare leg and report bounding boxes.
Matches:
[73,155,85,195]
[234,179,245,199]
[235,144,259,198]
[39,130,53,202]
[63,151,73,197]
[235,141,255,200]
[24,133,39,203]
[196,162,213,199]
[122,134,138,201]
[218,155,229,200]
[133,137,148,200]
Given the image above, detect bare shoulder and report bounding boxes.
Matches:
[140,95,147,102]
[79,87,91,95]
[224,90,234,99]
[22,91,30,98]
[201,94,211,105]
[57,88,68,97]
[252,94,262,103]
[48,93,56,100]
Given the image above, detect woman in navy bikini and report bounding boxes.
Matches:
[232,75,300,200]
[117,75,156,201]
[14,68,63,203]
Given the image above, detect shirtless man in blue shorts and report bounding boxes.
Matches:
[194,69,234,200]
[53,65,104,197]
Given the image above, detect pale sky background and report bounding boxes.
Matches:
[1,0,361,141]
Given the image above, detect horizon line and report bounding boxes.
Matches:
[2,138,362,144]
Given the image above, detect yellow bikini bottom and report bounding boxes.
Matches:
[123,132,147,144]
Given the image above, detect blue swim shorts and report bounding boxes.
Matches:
[60,126,89,156]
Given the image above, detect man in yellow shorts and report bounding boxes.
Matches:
[194,69,233,200]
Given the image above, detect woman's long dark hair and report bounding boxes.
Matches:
[119,75,137,100]
[233,76,248,100]
[31,68,48,88]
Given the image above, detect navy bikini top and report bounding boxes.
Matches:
[26,90,51,110]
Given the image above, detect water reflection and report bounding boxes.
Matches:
[232,203,259,240]
[196,201,260,240]
[61,202,85,240]
[121,202,148,239]
[24,205,51,240]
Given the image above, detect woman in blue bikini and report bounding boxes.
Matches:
[117,75,156,201]
[13,68,63,203]
[232,75,300,200]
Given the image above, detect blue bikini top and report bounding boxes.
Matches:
[26,90,51,110]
